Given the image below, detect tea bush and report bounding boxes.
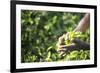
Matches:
[21,10,90,63]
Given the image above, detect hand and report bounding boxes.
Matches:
[56,33,68,51]
[57,34,90,58]
[58,38,90,52]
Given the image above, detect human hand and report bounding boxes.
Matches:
[58,38,90,52]
[56,32,90,58]
[56,33,69,51]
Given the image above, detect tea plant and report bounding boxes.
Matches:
[21,10,90,63]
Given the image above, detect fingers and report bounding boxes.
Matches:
[58,48,67,53]
[58,34,66,44]
[58,43,76,49]
[56,34,66,48]
[59,45,67,48]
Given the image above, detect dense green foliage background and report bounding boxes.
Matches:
[21,10,90,63]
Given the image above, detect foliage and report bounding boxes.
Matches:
[21,10,90,63]
[59,31,90,61]
[64,31,89,46]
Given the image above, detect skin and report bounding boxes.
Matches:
[57,13,90,50]
[74,13,90,32]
